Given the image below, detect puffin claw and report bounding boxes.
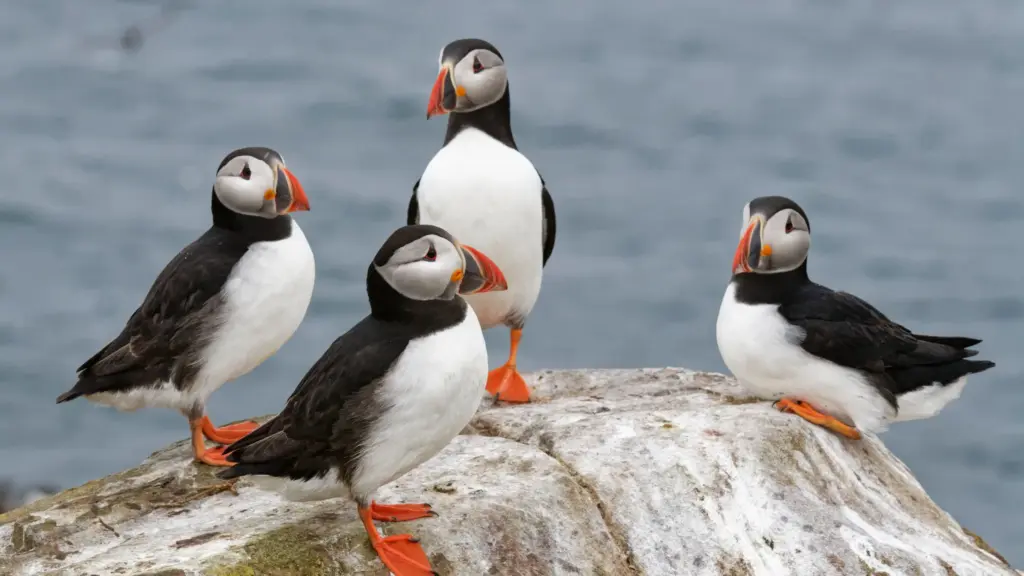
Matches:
[370,501,437,522]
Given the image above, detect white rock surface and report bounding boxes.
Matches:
[0,368,1015,576]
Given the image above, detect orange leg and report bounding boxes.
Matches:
[485,328,531,403]
[358,505,436,576]
[774,398,862,440]
[189,418,236,466]
[201,415,260,445]
[371,501,436,522]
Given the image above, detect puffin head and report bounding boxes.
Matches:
[372,225,507,301]
[427,38,508,118]
[213,147,310,218]
[732,196,811,276]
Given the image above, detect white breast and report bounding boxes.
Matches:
[87,221,315,414]
[191,220,316,405]
[347,305,488,502]
[715,283,895,432]
[416,128,545,328]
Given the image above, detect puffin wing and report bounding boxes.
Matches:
[782,284,994,408]
[779,284,922,406]
[57,229,248,402]
[221,316,411,478]
[540,176,556,267]
[407,179,420,225]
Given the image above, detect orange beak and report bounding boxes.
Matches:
[732,217,763,274]
[427,66,456,119]
[458,244,508,294]
[278,166,309,213]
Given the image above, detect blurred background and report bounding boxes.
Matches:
[1,0,1021,565]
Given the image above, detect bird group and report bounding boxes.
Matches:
[54,38,995,576]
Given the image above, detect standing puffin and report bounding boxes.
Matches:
[219,224,507,576]
[716,195,994,439]
[57,147,315,466]
[409,38,556,403]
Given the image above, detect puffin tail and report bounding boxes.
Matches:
[912,334,983,349]
[218,463,268,480]
[56,380,92,404]
[56,389,83,404]
[892,359,995,422]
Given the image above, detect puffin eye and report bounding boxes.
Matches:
[472,56,483,73]
[240,163,252,180]
[785,217,794,233]
[424,246,437,261]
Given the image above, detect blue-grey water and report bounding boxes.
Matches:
[2,0,1022,565]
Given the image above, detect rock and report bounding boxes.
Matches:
[0,368,1016,576]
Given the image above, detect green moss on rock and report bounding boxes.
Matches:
[205,526,335,576]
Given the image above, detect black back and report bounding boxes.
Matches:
[732,197,993,407]
[57,148,297,405]
[220,225,468,486]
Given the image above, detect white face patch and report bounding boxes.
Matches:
[374,234,464,301]
[759,208,811,273]
[450,49,507,113]
[213,155,277,218]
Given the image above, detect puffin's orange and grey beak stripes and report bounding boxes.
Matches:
[732,216,763,274]
[457,244,507,294]
[427,66,458,118]
[277,166,310,213]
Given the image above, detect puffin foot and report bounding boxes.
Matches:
[201,415,260,445]
[486,364,531,403]
[196,446,236,467]
[774,398,862,440]
[486,327,530,403]
[371,501,437,522]
[359,506,437,576]
[189,420,236,467]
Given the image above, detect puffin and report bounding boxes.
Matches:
[409,37,556,403]
[218,224,507,576]
[56,147,315,466]
[715,195,995,439]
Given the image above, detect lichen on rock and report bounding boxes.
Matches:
[0,368,1016,575]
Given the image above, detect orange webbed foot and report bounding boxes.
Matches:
[201,416,260,445]
[190,418,239,466]
[192,440,236,467]
[486,364,531,403]
[774,398,862,440]
[487,327,531,403]
[371,501,436,522]
[373,534,437,576]
[359,505,437,575]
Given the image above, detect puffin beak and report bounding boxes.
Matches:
[427,65,459,118]
[274,165,310,214]
[732,216,769,274]
[457,244,507,294]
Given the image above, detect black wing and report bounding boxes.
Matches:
[780,283,992,400]
[540,176,556,267]
[57,228,249,402]
[220,316,411,483]
[407,179,420,225]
